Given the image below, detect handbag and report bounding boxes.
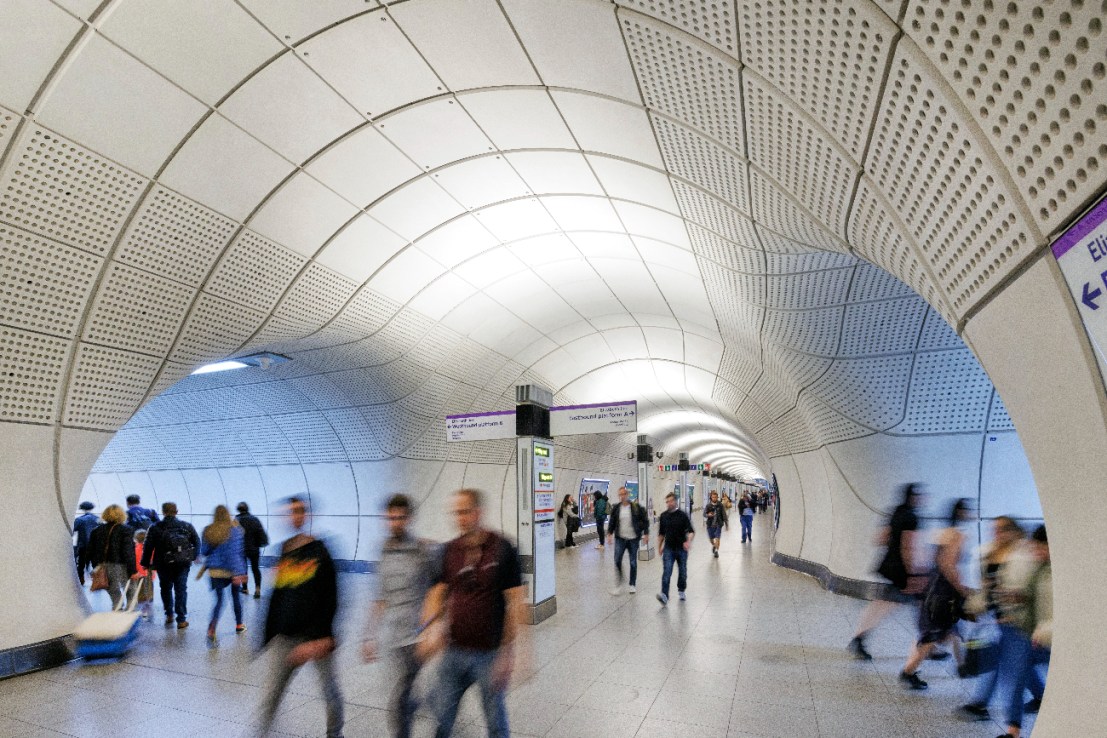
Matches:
[89,524,116,591]
[961,635,999,677]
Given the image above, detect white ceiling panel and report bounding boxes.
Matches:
[536,259,602,287]
[510,234,581,267]
[368,178,466,241]
[366,247,445,303]
[570,232,640,261]
[558,287,626,319]
[531,349,580,388]
[643,327,685,362]
[306,126,421,206]
[378,98,494,171]
[587,155,679,213]
[100,0,282,105]
[237,0,379,44]
[552,91,663,168]
[434,156,531,210]
[474,200,559,242]
[546,320,598,346]
[685,333,724,372]
[685,365,717,397]
[441,292,508,334]
[249,174,359,257]
[472,313,540,355]
[634,237,697,273]
[160,114,295,221]
[452,249,529,289]
[300,12,443,117]
[315,214,408,283]
[460,90,576,150]
[506,151,603,196]
[37,35,207,177]
[390,0,538,91]
[590,259,670,314]
[653,360,687,393]
[407,273,477,320]
[589,313,639,331]
[219,53,363,163]
[415,215,499,268]
[542,195,623,232]
[614,202,690,247]
[0,0,82,112]
[602,327,649,360]
[564,333,616,367]
[501,0,640,101]
[511,334,558,367]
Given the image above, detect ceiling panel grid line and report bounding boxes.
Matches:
[748,168,847,253]
[615,0,740,59]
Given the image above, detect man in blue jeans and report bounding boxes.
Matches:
[606,486,650,595]
[656,492,695,604]
[140,501,200,629]
[420,489,525,738]
[738,493,755,542]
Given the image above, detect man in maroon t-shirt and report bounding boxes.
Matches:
[420,488,524,738]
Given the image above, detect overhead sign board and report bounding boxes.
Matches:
[1053,196,1107,362]
[445,410,516,443]
[549,400,636,437]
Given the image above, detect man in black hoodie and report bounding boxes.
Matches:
[258,496,342,738]
[235,502,269,598]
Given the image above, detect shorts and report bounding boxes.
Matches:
[706,526,722,540]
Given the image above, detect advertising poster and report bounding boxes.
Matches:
[577,478,610,527]
[625,480,639,502]
[534,521,556,602]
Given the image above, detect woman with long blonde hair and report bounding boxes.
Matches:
[88,504,138,609]
[201,504,247,643]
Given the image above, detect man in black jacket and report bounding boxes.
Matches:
[606,486,650,595]
[236,502,269,598]
[73,501,100,585]
[140,501,200,629]
[703,490,728,558]
[657,492,695,605]
[259,496,343,738]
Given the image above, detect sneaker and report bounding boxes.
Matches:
[165,616,174,627]
[253,591,261,599]
[1024,698,1042,714]
[628,585,636,594]
[899,671,928,690]
[207,626,216,641]
[927,649,952,661]
[848,636,873,661]
[678,591,686,601]
[955,703,990,722]
[713,548,719,558]
[656,593,668,605]
[177,620,189,630]
[235,624,247,635]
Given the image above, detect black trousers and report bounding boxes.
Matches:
[245,550,262,591]
[74,545,92,584]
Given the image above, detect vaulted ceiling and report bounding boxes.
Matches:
[2,0,1101,478]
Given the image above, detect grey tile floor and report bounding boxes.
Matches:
[0,516,1032,737]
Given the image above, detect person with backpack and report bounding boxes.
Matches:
[235,502,269,598]
[141,501,200,629]
[125,494,160,531]
[593,490,608,550]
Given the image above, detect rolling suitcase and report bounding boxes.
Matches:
[74,576,144,659]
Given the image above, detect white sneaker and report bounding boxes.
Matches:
[678,591,686,601]
[628,585,636,594]
[610,586,622,595]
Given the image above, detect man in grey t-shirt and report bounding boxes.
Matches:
[363,494,437,738]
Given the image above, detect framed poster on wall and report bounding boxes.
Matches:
[577,478,610,527]
[625,481,639,502]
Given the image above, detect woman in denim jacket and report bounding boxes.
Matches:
[200,505,248,643]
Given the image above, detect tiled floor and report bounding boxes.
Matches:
[1,516,1032,737]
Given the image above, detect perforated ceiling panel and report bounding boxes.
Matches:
[618,0,739,57]
[749,171,845,252]
[207,230,308,314]
[905,0,1107,233]
[0,223,100,338]
[83,262,192,357]
[0,325,69,423]
[894,347,993,434]
[170,293,267,365]
[654,116,750,213]
[0,126,147,255]
[64,344,162,430]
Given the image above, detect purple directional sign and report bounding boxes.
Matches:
[1053,196,1107,360]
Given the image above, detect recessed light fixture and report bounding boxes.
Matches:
[191,352,290,375]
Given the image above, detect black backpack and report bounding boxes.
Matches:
[161,523,195,564]
[127,507,153,531]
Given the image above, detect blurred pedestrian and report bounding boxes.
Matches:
[420,489,524,738]
[849,483,928,660]
[88,504,137,609]
[141,502,200,629]
[125,494,159,531]
[656,492,694,605]
[201,505,248,644]
[898,498,974,690]
[557,494,579,549]
[363,494,436,738]
[737,493,755,542]
[593,490,609,550]
[703,490,728,558]
[236,502,269,598]
[607,486,649,595]
[73,501,100,585]
[133,529,155,620]
[258,496,343,738]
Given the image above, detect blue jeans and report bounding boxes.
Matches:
[661,548,687,597]
[209,577,243,629]
[157,563,190,622]
[613,537,640,586]
[740,515,753,541]
[434,646,509,738]
[971,623,1046,710]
